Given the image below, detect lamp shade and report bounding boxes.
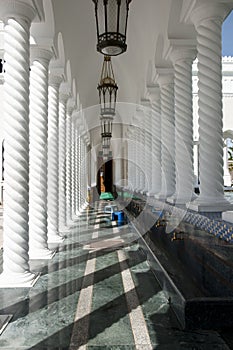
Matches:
[100,115,113,138]
[92,0,132,56]
[98,56,118,117]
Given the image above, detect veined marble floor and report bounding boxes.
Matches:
[0,201,231,349]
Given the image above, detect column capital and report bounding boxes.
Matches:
[155,67,174,87]
[147,84,160,103]
[167,39,197,64]
[30,46,54,65]
[75,117,83,128]
[190,2,230,28]
[0,0,36,24]
[71,109,79,119]
[133,107,144,125]
[59,92,70,104]
[49,73,63,88]
[67,105,75,117]
[140,98,151,109]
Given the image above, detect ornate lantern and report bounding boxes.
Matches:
[100,115,113,138]
[98,56,118,117]
[102,135,111,149]
[92,0,132,56]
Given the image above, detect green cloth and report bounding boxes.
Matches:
[100,192,114,200]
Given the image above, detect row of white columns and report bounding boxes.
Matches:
[128,2,232,212]
[0,2,90,287]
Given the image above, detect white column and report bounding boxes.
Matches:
[189,3,232,211]
[134,125,140,191]
[141,100,152,196]
[80,137,85,208]
[66,106,72,224]
[167,43,197,205]
[78,134,82,210]
[71,112,81,218]
[83,138,89,206]
[223,143,231,187]
[130,128,137,191]
[0,2,39,287]
[71,111,76,219]
[127,129,132,190]
[74,122,79,215]
[59,92,69,232]
[29,47,55,259]
[76,124,81,214]
[193,141,199,188]
[139,119,146,194]
[47,74,64,242]
[156,69,175,199]
[147,85,161,195]
[135,109,145,193]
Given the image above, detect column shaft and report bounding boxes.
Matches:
[29,48,55,259]
[0,7,39,287]
[168,46,197,205]
[47,75,64,242]
[189,4,232,211]
[59,93,69,232]
[157,71,175,199]
[148,86,161,195]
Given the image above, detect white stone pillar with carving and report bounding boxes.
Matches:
[59,92,69,232]
[189,3,232,211]
[127,126,133,191]
[77,133,82,211]
[29,47,55,259]
[70,111,76,219]
[223,143,232,187]
[66,103,73,224]
[141,100,152,195]
[134,108,144,193]
[134,125,140,191]
[139,118,146,194]
[0,2,39,287]
[80,137,84,208]
[130,127,136,191]
[47,74,64,242]
[83,137,88,206]
[167,42,197,205]
[71,111,81,218]
[75,124,80,214]
[156,68,175,199]
[147,85,162,195]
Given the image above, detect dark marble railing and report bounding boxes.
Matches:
[122,194,233,330]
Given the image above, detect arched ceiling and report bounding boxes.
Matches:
[28,0,233,149]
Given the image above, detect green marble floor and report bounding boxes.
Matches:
[0,202,231,349]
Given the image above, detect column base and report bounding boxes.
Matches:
[222,211,233,223]
[47,234,65,244]
[224,174,232,187]
[154,193,170,201]
[140,190,147,195]
[188,197,233,212]
[29,248,56,260]
[0,271,40,288]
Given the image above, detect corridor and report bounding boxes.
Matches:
[0,202,231,349]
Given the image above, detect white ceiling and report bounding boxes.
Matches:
[50,0,175,109]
